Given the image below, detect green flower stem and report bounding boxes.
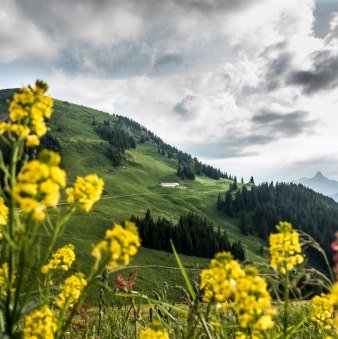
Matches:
[196,308,212,339]
[131,297,139,339]
[13,215,50,324]
[5,139,21,335]
[57,256,110,338]
[283,271,290,339]
[41,211,73,266]
[12,215,33,324]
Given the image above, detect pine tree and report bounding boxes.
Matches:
[217,193,223,210]
[240,213,249,235]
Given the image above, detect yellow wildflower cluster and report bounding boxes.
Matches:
[92,221,140,270]
[0,198,9,240]
[200,252,245,308]
[201,253,274,337]
[66,174,104,212]
[234,267,275,337]
[23,305,56,339]
[310,293,334,332]
[139,322,169,339]
[139,328,169,339]
[14,150,66,220]
[328,283,338,331]
[269,222,304,274]
[0,263,9,296]
[41,244,76,274]
[0,198,8,226]
[56,272,87,309]
[0,80,53,147]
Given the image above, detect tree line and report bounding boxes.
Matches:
[217,182,338,265]
[94,119,136,166]
[104,114,231,181]
[130,209,246,261]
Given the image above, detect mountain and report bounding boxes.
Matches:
[295,171,338,201]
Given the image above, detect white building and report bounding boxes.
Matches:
[158,182,180,188]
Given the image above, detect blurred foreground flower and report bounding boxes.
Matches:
[24,305,56,339]
[0,80,52,146]
[140,321,169,339]
[42,244,76,274]
[200,252,244,309]
[56,273,87,309]
[269,222,303,274]
[92,221,140,270]
[66,174,104,212]
[14,150,66,220]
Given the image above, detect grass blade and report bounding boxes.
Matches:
[170,240,196,301]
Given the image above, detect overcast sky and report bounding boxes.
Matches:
[1,0,338,182]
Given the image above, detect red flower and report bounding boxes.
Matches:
[115,271,137,293]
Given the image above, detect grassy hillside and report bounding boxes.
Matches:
[0,90,265,300]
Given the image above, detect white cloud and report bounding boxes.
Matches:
[2,0,338,181]
[0,0,57,62]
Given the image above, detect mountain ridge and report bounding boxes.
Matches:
[295,171,338,201]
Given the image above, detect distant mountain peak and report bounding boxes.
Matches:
[314,171,324,178]
[295,171,338,201]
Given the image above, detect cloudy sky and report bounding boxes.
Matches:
[1,0,338,182]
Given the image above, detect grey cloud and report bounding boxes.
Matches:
[178,107,315,160]
[6,0,246,76]
[172,95,196,118]
[266,53,292,90]
[154,54,183,68]
[175,0,254,13]
[59,42,153,77]
[293,153,337,166]
[252,109,316,137]
[288,51,338,94]
[186,131,276,159]
[186,142,256,160]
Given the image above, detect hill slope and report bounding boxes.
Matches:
[0,89,265,299]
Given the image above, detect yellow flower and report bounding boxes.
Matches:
[3,80,53,147]
[26,134,40,147]
[38,149,61,167]
[0,123,30,138]
[14,150,66,220]
[0,197,9,226]
[40,179,60,206]
[269,222,303,274]
[66,174,104,212]
[327,283,338,331]
[234,267,275,333]
[139,328,169,339]
[42,244,76,274]
[56,273,87,309]
[23,305,56,339]
[310,293,334,332]
[140,322,169,339]
[92,221,140,269]
[17,160,49,183]
[200,252,245,308]
[0,263,9,296]
[235,330,263,339]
